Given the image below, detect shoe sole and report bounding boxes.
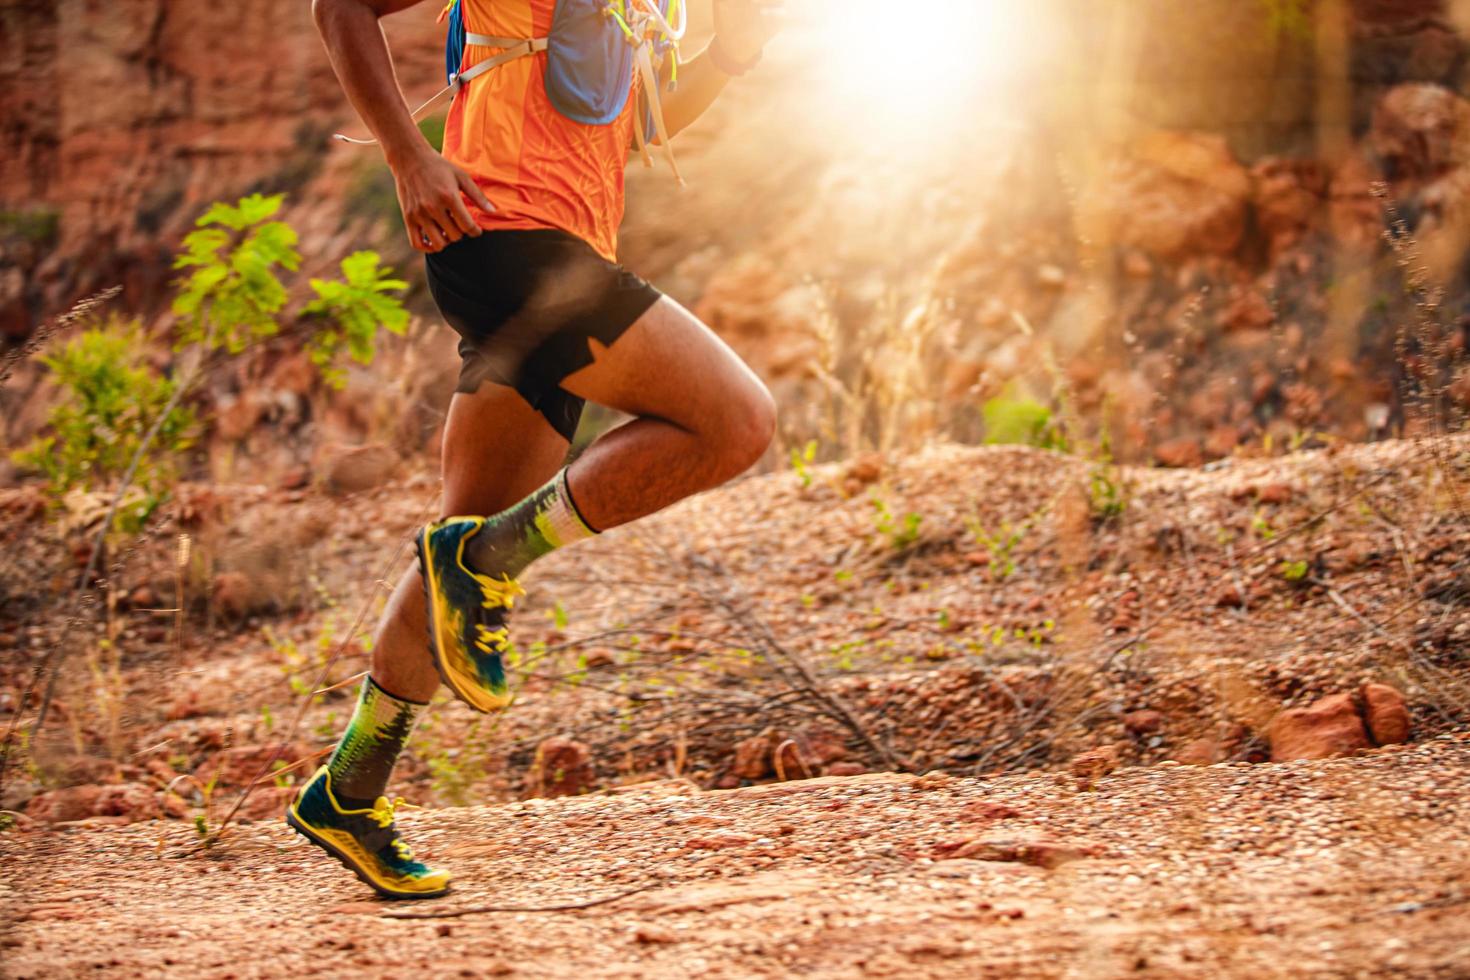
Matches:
[286,806,449,901]
[415,526,500,714]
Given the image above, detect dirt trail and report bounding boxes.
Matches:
[3,738,1467,978]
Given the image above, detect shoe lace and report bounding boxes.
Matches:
[475,622,510,655]
[368,796,423,862]
[478,573,526,612]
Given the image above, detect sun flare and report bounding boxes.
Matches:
[808,0,1036,122]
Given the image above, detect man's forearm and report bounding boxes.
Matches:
[312,0,435,167]
[654,45,735,141]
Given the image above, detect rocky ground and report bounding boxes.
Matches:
[3,737,1468,978]
[1,433,1469,976]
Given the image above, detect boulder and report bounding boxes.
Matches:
[1359,682,1411,745]
[1155,437,1204,468]
[731,733,775,780]
[1172,738,1226,766]
[1078,132,1251,261]
[320,443,400,496]
[1123,709,1165,735]
[527,736,595,799]
[1069,745,1120,788]
[1250,157,1328,256]
[1268,693,1371,761]
[26,782,158,824]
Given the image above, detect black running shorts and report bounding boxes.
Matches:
[424,229,663,442]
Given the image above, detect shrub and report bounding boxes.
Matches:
[172,192,409,386]
[300,251,410,388]
[11,318,197,530]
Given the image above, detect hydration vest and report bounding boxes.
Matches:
[337,0,687,183]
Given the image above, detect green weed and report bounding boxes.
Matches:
[10,318,198,529]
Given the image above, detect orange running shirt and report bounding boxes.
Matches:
[443,0,638,262]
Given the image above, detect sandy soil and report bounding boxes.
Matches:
[3,737,1467,979]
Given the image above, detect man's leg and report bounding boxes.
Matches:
[556,295,776,529]
[287,383,570,899]
[417,295,775,711]
[372,383,573,705]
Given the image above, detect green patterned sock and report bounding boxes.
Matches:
[463,468,597,578]
[324,677,425,809]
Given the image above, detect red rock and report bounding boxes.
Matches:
[321,443,400,496]
[1172,738,1225,766]
[210,571,258,620]
[1123,709,1165,735]
[235,784,297,821]
[1078,132,1251,261]
[939,835,1102,869]
[1070,745,1120,788]
[166,688,217,721]
[843,453,884,488]
[633,924,679,945]
[1155,437,1203,468]
[1215,585,1246,609]
[960,800,1022,821]
[796,726,849,766]
[1360,683,1411,745]
[1370,83,1470,184]
[197,743,309,788]
[686,831,757,850]
[527,736,595,798]
[1256,483,1293,505]
[277,466,311,491]
[1268,693,1372,761]
[1250,157,1327,255]
[824,762,867,778]
[1221,289,1276,333]
[26,782,158,824]
[731,733,775,780]
[1203,425,1240,459]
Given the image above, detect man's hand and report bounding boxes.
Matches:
[712,0,783,64]
[392,145,496,253]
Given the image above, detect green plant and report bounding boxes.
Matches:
[790,439,818,488]
[0,206,59,245]
[10,318,198,529]
[982,395,1065,450]
[299,251,410,388]
[416,710,495,806]
[870,492,922,550]
[967,517,1028,582]
[172,192,409,386]
[1279,559,1310,583]
[1260,0,1311,39]
[173,193,302,353]
[1083,410,1128,522]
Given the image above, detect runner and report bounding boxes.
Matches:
[288,0,779,898]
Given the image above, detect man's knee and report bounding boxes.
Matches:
[719,381,777,475]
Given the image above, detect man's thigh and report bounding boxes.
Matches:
[558,295,769,429]
[438,382,571,517]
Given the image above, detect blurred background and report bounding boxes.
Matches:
[3,0,1470,478]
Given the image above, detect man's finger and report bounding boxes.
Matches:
[426,215,457,249]
[456,170,495,213]
[414,220,447,253]
[445,195,480,237]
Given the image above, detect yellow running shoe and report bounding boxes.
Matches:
[416,516,525,713]
[286,766,450,899]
